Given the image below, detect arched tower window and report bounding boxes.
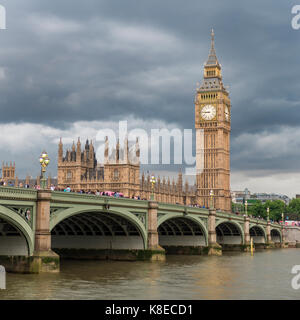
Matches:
[113,169,119,181]
[67,170,72,180]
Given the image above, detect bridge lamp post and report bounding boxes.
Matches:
[210,189,214,209]
[281,212,284,225]
[267,207,270,221]
[150,175,156,201]
[39,151,50,189]
[245,200,248,216]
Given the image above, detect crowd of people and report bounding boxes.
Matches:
[285,221,300,227]
[0,181,30,188]
[57,186,214,208]
[51,185,145,200]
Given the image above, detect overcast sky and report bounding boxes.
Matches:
[0,0,300,197]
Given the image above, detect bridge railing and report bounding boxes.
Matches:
[50,190,150,209]
[0,187,287,229]
[0,186,37,200]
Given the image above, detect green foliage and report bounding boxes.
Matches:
[232,198,300,221]
[287,199,300,219]
[233,199,287,221]
[266,200,286,221]
[232,202,244,213]
[285,212,300,221]
[248,200,265,218]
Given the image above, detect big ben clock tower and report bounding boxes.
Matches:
[195,30,231,211]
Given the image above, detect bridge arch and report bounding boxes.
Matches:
[271,228,282,243]
[50,207,147,251]
[249,225,266,244]
[216,220,244,245]
[0,205,34,256]
[158,214,208,247]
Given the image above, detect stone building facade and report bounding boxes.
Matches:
[1,162,16,184]
[57,137,196,205]
[1,162,56,188]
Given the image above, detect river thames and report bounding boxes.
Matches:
[0,249,299,300]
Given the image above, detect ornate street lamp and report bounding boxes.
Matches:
[281,212,284,225]
[267,207,270,221]
[210,189,214,209]
[245,200,248,216]
[150,175,156,201]
[39,150,50,189]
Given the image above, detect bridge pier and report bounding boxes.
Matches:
[243,216,251,252]
[265,221,276,249]
[147,201,165,261]
[281,226,289,248]
[244,216,250,244]
[266,221,272,243]
[1,190,60,273]
[207,208,222,256]
[31,190,59,273]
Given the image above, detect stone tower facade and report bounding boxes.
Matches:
[195,30,231,211]
[1,162,16,184]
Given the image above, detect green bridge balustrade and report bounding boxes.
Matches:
[0,187,286,273]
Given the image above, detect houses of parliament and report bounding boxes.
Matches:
[2,31,232,211]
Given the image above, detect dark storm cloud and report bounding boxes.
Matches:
[0,0,296,129]
[0,0,300,181]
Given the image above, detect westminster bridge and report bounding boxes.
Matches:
[0,187,288,273]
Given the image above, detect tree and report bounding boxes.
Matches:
[232,202,243,213]
[248,200,265,218]
[286,199,300,220]
[263,200,286,221]
[285,212,300,221]
[246,200,286,221]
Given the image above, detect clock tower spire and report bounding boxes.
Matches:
[206,29,218,66]
[195,30,231,212]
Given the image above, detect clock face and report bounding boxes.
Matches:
[225,106,230,121]
[201,104,216,121]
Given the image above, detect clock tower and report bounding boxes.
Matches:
[195,30,231,211]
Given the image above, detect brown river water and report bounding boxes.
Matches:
[0,249,299,300]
